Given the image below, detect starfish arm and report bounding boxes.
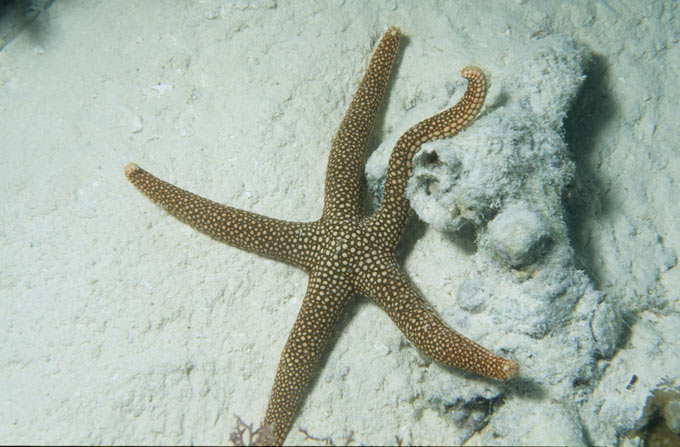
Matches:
[125,163,315,269]
[322,27,400,220]
[261,269,353,445]
[374,66,487,247]
[369,264,518,381]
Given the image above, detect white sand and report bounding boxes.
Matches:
[1,1,678,445]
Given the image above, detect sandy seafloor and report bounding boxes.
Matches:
[1,0,679,445]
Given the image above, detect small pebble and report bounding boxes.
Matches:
[130,115,143,134]
[485,202,550,268]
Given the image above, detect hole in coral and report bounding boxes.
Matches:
[422,150,441,167]
[641,413,680,447]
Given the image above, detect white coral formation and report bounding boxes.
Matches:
[366,33,679,446]
[397,36,583,238]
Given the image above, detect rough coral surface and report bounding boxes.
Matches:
[366,32,679,446]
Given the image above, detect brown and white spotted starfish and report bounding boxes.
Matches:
[125,26,518,445]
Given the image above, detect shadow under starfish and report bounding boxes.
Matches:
[125,26,518,446]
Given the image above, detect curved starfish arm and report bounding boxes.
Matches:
[374,66,487,247]
[322,27,400,220]
[125,163,314,269]
[369,264,518,380]
[260,269,354,445]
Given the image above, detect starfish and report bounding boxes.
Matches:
[125,27,518,445]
